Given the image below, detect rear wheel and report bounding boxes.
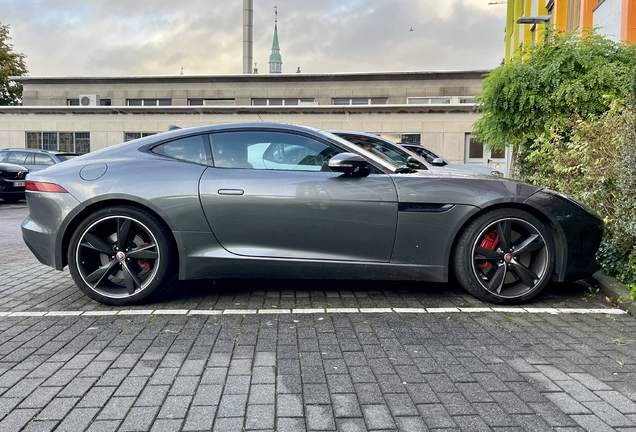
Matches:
[68,206,175,305]
[453,208,553,304]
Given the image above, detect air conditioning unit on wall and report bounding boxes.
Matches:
[79,94,100,106]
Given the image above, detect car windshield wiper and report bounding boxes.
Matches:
[395,165,417,174]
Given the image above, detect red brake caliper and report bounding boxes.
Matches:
[477,230,499,269]
[137,242,151,271]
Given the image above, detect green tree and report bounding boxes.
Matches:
[473,31,636,152]
[0,22,28,105]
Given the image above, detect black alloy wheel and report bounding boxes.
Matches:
[68,206,175,305]
[453,208,553,304]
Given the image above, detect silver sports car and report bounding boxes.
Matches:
[21,122,603,306]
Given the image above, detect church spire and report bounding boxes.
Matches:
[269,6,282,73]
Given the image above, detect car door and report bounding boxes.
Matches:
[199,130,398,262]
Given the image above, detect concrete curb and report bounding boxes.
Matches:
[592,271,636,317]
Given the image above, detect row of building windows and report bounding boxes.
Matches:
[26,132,91,154]
[23,131,424,153]
[123,132,423,144]
[66,97,478,107]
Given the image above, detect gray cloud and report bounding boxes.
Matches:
[1,0,505,77]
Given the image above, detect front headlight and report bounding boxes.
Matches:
[490,170,503,177]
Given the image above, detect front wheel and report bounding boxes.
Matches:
[68,206,175,305]
[453,208,554,304]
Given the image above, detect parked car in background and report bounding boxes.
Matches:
[22,122,602,306]
[330,131,503,177]
[400,142,503,177]
[0,162,28,203]
[0,148,79,172]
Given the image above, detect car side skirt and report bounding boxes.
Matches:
[174,231,447,282]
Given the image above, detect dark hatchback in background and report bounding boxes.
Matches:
[0,148,79,173]
[21,122,603,306]
[0,162,28,203]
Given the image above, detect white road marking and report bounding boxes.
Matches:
[0,307,627,317]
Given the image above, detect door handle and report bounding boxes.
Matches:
[218,189,244,196]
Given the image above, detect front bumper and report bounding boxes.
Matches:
[21,191,83,270]
[0,178,26,199]
[525,189,603,282]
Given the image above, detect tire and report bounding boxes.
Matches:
[68,206,176,306]
[453,208,554,304]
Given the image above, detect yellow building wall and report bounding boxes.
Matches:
[505,0,636,61]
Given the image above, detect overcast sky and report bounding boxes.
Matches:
[1,0,506,77]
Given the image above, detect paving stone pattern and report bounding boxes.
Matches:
[1,260,636,431]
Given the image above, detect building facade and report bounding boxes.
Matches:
[0,70,510,174]
[506,0,636,62]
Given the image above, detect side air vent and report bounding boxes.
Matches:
[398,203,454,213]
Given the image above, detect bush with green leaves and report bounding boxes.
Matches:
[516,101,636,297]
[473,30,636,297]
[474,30,636,153]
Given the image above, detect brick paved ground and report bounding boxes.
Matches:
[1,258,636,431]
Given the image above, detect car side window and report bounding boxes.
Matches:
[209,131,340,171]
[0,151,8,161]
[34,154,55,166]
[6,152,30,165]
[152,135,209,165]
[409,147,435,163]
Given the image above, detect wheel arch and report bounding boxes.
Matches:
[448,201,567,282]
[60,198,180,270]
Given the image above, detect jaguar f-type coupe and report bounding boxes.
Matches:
[21,123,603,305]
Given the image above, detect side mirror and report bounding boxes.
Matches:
[328,153,370,176]
[431,157,447,166]
[406,156,422,169]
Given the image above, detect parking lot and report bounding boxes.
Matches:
[1,203,636,431]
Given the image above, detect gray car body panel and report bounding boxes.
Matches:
[200,168,398,262]
[21,122,602,285]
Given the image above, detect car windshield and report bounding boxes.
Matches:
[403,145,438,164]
[56,154,79,162]
[317,130,402,170]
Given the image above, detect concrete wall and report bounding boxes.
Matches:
[0,109,481,164]
[4,72,487,164]
[19,76,484,107]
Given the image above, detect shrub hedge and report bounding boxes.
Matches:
[516,100,636,298]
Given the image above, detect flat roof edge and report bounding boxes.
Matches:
[0,104,478,115]
[10,70,492,84]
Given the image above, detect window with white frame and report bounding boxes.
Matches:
[126,99,172,106]
[188,99,235,106]
[377,133,421,144]
[26,132,91,154]
[407,97,452,104]
[251,98,316,106]
[124,132,159,142]
[567,0,581,31]
[332,98,387,105]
